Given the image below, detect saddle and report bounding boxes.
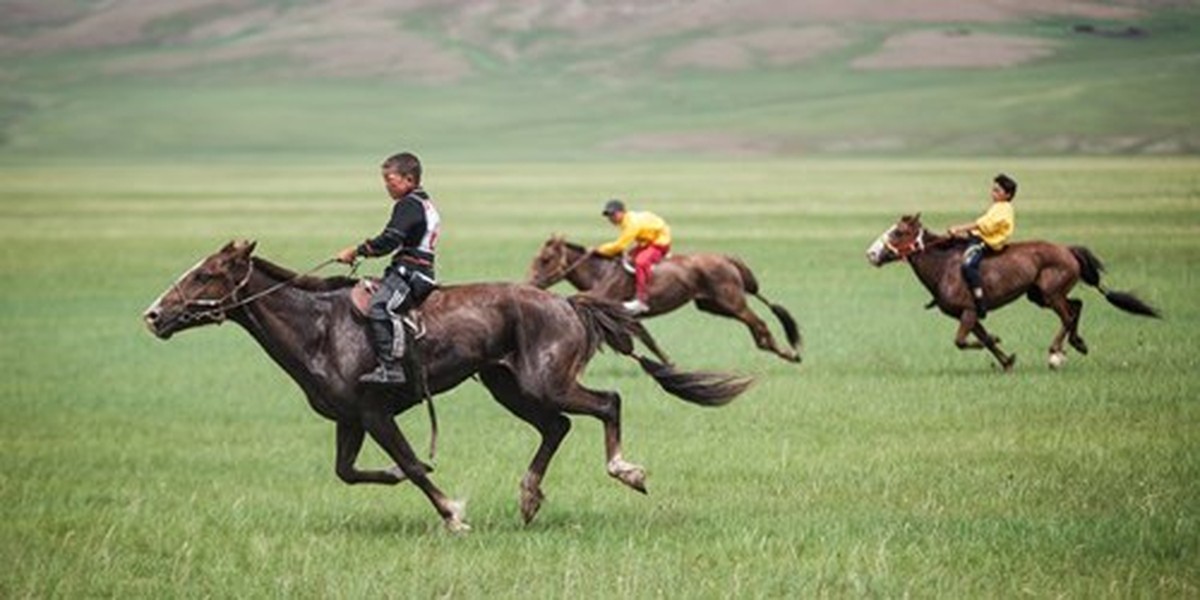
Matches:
[350,278,427,342]
[619,257,665,276]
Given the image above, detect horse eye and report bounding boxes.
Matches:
[194,271,214,283]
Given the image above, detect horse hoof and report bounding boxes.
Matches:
[620,467,648,494]
[1069,337,1089,355]
[1000,355,1017,372]
[520,484,545,524]
[1048,352,1067,370]
[443,499,470,534]
[608,460,648,494]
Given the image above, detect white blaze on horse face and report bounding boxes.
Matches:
[144,257,206,318]
[866,226,896,266]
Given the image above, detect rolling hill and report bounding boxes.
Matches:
[1,0,1198,160]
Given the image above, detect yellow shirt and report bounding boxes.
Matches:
[974,201,1015,250]
[596,210,672,256]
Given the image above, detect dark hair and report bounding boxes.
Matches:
[602,198,626,216]
[994,173,1017,200]
[381,152,422,185]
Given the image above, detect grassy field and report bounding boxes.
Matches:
[1,158,1197,597]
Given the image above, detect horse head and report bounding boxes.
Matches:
[866,213,925,267]
[527,234,571,289]
[143,239,257,339]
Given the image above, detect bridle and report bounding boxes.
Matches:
[882,226,927,261]
[533,244,590,288]
[171,258,338,324]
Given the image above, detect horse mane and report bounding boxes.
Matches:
[251,256,359,291]
[561,240,588,255]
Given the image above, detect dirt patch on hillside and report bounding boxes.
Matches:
[662,27,847,71]
[0,0,1151,80]
[853,30,1057,70]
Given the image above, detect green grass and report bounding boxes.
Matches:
[1,158,1197,597]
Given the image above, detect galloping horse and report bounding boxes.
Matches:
[527,235,802,363]
[143,241,752,532]
[866,214,1159,370]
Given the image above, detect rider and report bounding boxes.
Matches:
[947,173,1017,319]
[336,152,441,386]
[592,199,672,315]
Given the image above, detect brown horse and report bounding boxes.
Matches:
[143,240,752,532]
[527,235,802,363]
[866,214,1159,370]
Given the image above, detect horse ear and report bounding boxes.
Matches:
[231,239,257,257]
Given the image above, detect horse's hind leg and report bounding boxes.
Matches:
[1067,298,1088,354]
[695,297,799,363]
[359,403,468,532]
[556,383,647,494]
[1045,295,1076,368]
[479,366,571,524]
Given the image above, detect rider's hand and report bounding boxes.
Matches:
[335,246,358,265]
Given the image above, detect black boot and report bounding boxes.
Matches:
[361,318,406,386]
[360,359,406,386]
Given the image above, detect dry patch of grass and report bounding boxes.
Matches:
[853,30,1057,70]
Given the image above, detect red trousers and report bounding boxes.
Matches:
[632,244,669,302]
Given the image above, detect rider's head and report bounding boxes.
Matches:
[992,173,1017,202]
[601,198,626,224]
[381,152,422,199]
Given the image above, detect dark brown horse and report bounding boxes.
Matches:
[143,240,752,532]
[527,236,802,363]
[866,214,1159,370]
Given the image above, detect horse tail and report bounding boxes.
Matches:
[1069,246,1161,318]
[727,255,803,352]
[567,295,753,407]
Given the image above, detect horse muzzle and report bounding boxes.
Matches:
[866,241,890,267]
[142,306,176,339]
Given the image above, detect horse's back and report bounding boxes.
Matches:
[993,240,1079,271]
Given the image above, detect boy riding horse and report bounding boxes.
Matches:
[947,174,1017,319]
[336,152,441,386]
[591,199,672,315]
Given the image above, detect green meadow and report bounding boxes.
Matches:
[3,2,1199,597]
[1,158,1197,597]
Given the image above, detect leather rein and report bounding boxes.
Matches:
[173,258,339,324]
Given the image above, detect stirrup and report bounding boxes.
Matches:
[360,362,407,386]
[402,313,426,341]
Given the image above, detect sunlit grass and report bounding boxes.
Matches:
[0,158,1197,597]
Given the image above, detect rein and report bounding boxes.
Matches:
[175,258,339,324]
[538,248,591,287]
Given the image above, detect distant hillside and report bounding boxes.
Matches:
[1,0,1197,160]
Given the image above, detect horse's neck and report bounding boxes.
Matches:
[230,271,334,395]
[562,248,621,291]
[907,234,960,294]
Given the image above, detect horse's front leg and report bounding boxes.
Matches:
[953,312,1001,349]
[359,407,468,533]
[954,313,1015,371]
[336,420,429,485]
